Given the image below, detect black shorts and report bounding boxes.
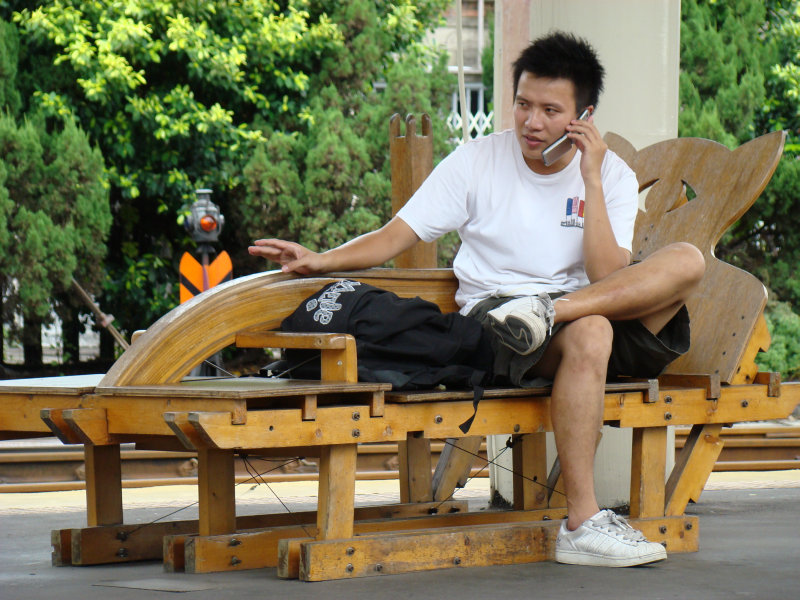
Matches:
[468,295,690,387]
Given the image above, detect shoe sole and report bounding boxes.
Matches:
[555,548,667,568]
[488,314,543,356]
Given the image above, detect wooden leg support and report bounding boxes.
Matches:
[431,436,482,502]
[317,444,357,539]
[397,433,433,503]
[197,448,236,536]
[512,433,548,510]
[665,423,724,516]
[85,444,123,527]
[630,427,667,518]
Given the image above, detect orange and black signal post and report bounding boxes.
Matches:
[179,189,233,303]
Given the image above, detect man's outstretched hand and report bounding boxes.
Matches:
[248,239,327,275]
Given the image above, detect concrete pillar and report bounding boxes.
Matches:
[488,0,680,509]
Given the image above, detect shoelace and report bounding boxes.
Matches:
[591,510,648,542]
[537,292,556,333]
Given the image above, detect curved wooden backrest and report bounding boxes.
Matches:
[99,268,459,388]
[605,131,786,383]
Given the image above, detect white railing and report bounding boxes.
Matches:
[447,85,494,140]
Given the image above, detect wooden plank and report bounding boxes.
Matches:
[0,374,102,393]
[317,444,357,539]
[658,373,720,399]
[398,433,433,503]
[58,500,470,567]
[297,515,696,581]
[431,436,482,502]
[198,507,569,575]
[387,380,654,403]
[512,433,548,510]
[629,427,667,518]
[299,523,555,581]
[96,377,388,399]
[197,448,236,536]
[665,424,724,516]
[84,444,123,527]
[235,331,350,350]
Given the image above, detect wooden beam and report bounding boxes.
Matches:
[665,423,724,516]
[431,436,483,502]
[84,444,123,527]
[297,515,697,581]
[512,433,548,510]
[398,433,433,503]
[317,444,357,539]
[629,427,667,518]
[197,448,236,536]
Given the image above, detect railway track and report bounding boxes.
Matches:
[1,424,798,493]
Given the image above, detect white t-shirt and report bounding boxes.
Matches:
[397,129,639,315]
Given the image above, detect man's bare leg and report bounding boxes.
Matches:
[553,242,705,334]
[530,315,613,530]
[526,243,704,530]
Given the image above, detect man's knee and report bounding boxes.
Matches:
[558,315,613,364]
[664,242,706,285]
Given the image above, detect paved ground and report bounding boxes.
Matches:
[1,473,799,600]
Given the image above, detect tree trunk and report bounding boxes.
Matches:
[61,305,81,365]
[22,316,43,368]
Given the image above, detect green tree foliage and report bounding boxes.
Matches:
[7,0,453,333]
[0,113,110,364]
[757,300,800,379]
[680,0,800,379]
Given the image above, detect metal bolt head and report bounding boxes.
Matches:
[664,395,673,404]
[434,415,443,424]
[375,563,383,572]
[513,424,520,433]
[453,557,461,565]
[664,412,673,420]
[741,399,749,408]
[659,525,667,534]
[351,428,361,438]
[346,547,355,556]
[346,563,354,573]
[685,522,693,530]
[231,556,241,566]
[352,411,361,421]
[116,548,128,558]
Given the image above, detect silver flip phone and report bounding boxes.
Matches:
[541,108,591,167]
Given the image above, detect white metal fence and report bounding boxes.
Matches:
[447,83,494,139]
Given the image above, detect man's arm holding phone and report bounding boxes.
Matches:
[249,216,421,275]
[568,113,631,282]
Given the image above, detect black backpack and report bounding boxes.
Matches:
[263,280,494,432]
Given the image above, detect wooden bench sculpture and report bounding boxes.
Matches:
[1,115,798,581]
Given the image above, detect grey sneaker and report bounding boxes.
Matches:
[487,293,555,355]
[555,509,668,567]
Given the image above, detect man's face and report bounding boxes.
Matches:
[513,72,579,173]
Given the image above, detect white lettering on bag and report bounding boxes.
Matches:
[306,280,361,325]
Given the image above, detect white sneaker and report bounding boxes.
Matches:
[487,293,555,355]
[555,510,668,567]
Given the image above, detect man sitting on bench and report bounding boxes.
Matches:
[249,31,705,568]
